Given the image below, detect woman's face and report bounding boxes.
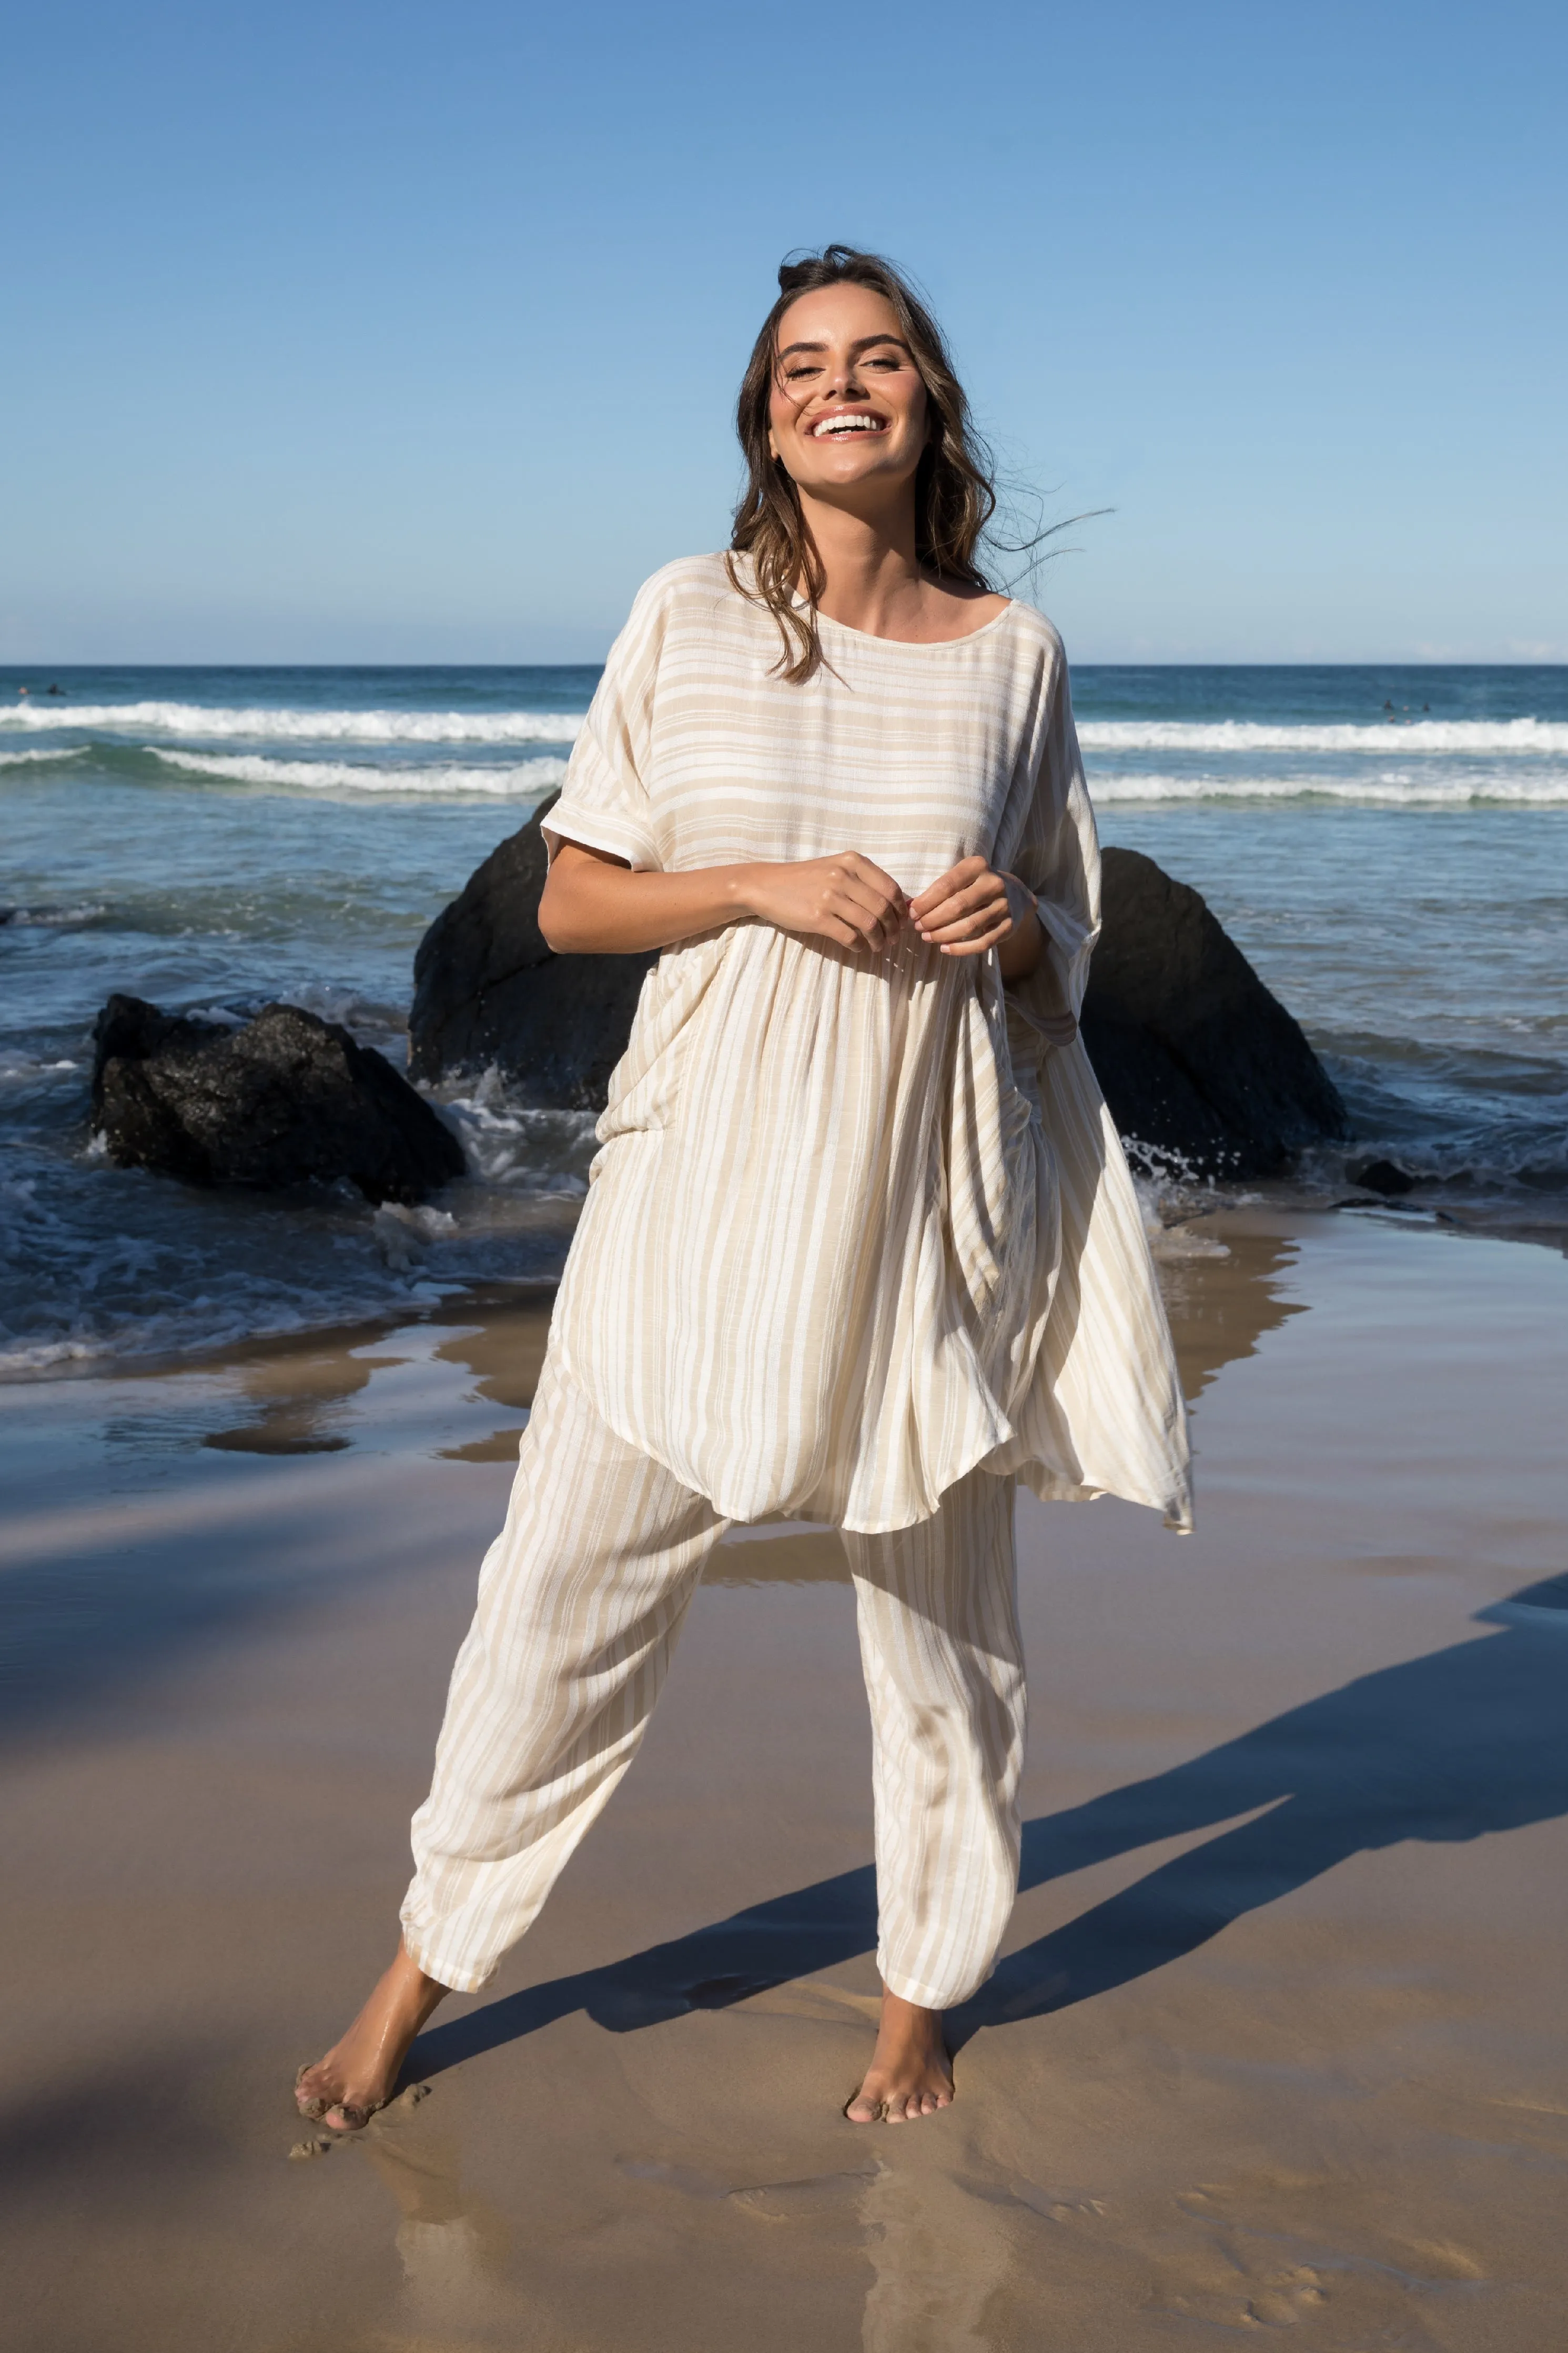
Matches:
[767,282,930,502]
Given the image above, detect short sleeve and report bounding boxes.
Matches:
[541,573,669,872]
[1005,643,1102,1049]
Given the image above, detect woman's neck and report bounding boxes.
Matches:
[797,487,926,638]
[794,486,1003,645]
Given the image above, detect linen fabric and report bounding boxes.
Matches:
[543,555,1191,1534]
[401,1355,1025,2004]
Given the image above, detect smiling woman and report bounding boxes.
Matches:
[730,244,1003,680]
[297,245,1190,2148]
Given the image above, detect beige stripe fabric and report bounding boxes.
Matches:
[845,1465,1024,2010]
[402,1355,729,1993]
[401,1355,1024,2006]
[543,555,1191,1536]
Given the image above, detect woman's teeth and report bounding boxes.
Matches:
[812,415,883,437]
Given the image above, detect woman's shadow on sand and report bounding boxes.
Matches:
[410,1579,1568,2078]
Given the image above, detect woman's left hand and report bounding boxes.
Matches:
[909,857,1043,978]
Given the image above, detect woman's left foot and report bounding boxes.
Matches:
[846,1989,954,2123]
[296,1943,448,2133]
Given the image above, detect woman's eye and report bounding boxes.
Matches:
[784,365,819,381]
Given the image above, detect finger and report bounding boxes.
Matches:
[938,914,1014,956]
[914,876,1005,932]
[909,858,987,920]
[918,901,1008,946]
[840,852,908,909]
[824,899,895,953]
[914,889,1005,940]
[924,901,1011,944]
[835,866,907,944]
[833,882,907,949]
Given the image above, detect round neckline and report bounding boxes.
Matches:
[800,594,1017,652]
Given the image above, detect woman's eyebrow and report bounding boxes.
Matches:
[776,333,915,361]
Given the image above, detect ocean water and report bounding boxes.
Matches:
[3,658,1565,1377]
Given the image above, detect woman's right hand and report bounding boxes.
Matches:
[741,853,908,953]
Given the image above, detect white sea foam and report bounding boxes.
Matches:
[1078,717,1568,755]
[0,701,585,746]
[1091,771,1568,806]
[0,746,79,768]
[0,904,106,928]
[151,749,570,797]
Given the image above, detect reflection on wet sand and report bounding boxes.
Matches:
[1155,1222,1304,1410]
[199,1328,397,1455]
[167,1222,1303,1481]
[360,2110,513,2347]
[430,1284,555,1461]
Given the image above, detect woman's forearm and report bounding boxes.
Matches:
[539,840,909,957]
[996,895,1045,982]
[539,843,760,955]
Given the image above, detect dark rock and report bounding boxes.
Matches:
[91,996,464,1203]
[408,794,655,1105]
[1347,1156,1416,1196]
[1078,848,1348,1180]
[409,819,1347,1181]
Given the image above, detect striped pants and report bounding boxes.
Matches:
[401,1357,1026,2004]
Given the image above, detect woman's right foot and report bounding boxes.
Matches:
[296,1943,450,2132]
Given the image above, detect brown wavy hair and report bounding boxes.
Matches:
[726,245,998,683]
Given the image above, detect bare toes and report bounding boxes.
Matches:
[295,2074,331,2119]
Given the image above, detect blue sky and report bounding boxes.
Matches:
[4,0,1564,662]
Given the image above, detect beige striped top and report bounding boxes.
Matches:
[542,555,1191,1534]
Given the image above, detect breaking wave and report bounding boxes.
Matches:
[0,701,585,746]
[1092,770,1568,807]
[150,749,570,797]
[1077,718,1568,755]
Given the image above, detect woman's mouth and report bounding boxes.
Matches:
[810,411,887,440]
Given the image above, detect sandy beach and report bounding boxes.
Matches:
[3,1204,1566,2350]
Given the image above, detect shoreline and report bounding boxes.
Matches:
[3,1204,1567,2348]
[4,1178,1564,1403]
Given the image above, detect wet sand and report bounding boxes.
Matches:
[2,1209,1566,2350]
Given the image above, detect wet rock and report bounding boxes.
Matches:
[408,796,654,1106]
[409,816,1348,1179]
[92,996,464,1203]
[1079,848,1349,1179]
[1347,1155,1416,1196]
